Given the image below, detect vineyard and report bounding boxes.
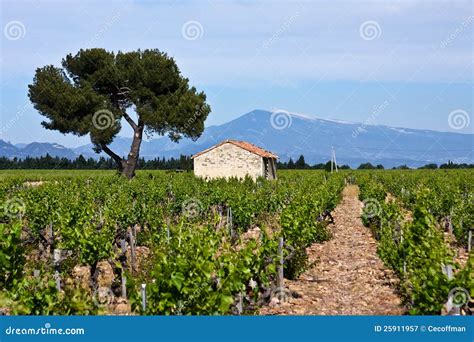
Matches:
[356,170,473,314]
[0,170,472,315]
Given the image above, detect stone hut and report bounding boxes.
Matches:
[191,140,278,180]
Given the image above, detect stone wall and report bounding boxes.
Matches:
[194,143,264,180]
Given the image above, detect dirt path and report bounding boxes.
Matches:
[261,185,405,315]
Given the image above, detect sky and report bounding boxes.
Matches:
[0,0,473,147]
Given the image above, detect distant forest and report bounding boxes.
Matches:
[276,156,473,170]
[0,155,193,171]
[0,154,472,170]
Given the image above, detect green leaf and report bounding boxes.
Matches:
[171,272,185,290]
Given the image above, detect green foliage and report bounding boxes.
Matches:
[279,174,343,279]
[129,224,276,315]
[2,169,471,315]
[29,48,210,145]
[357,170,474,314]
[2,268,98,315]
[0,222,25,290]
[401,206,452,314]
[0,170,345,315]
[358,162,376,170]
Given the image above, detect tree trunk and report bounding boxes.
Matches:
[121,125,144,179]
[99,110,144,179]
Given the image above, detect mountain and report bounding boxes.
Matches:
[1,109,473,167]
[0,141,79,159]
[77,109,473,167]
[21,142,78,159]
[0,140,20,157]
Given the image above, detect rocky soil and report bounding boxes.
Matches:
[260,185,405,315]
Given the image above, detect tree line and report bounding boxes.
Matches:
[0,154,193,170]
[277,155,473,170]
[277,155,351,171]
[0,154,471,170]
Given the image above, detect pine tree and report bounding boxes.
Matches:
[28,48,210,178]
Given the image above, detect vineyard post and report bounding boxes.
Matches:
[227,207,233,237]
[468,229,472,252]
[277,237,284,289]
[53,249,61,291]
[441,264,453,279]
[230,207,234,237]
[400,226,406,276]
[132,225,137,241]
[120,239,127,298]
[129,230,137,274]
[442,264,459,315]
[166,218,170,243]
[237,292,243,315]
[47,223,53,255]
[141,283,147,312]
[447,214,453,235]
[218,207,223,229]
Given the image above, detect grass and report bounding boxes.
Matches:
[0,169,179,181]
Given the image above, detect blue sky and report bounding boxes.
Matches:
[1,0,472,147]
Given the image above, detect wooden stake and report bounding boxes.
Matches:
[132,224,137,241]
[120,239,127,298]
[441,264,453,280]
[129,230,136,274]
[237,292,243,315]
[53,249,61,291]
[446,294,454,315]
[45,223,53,259]
[442,264,459,315]
[468,230,472,252]
[277,237,284,289]
[141,283,147,312]
[227,207,233,237]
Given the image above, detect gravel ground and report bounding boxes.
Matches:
[260,185,405,315]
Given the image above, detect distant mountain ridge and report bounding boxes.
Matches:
[0,141,77,159]
[1,109,473,168]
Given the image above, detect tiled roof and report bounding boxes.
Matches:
[191,140,278,159]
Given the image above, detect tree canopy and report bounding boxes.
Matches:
[28,48,210,178]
